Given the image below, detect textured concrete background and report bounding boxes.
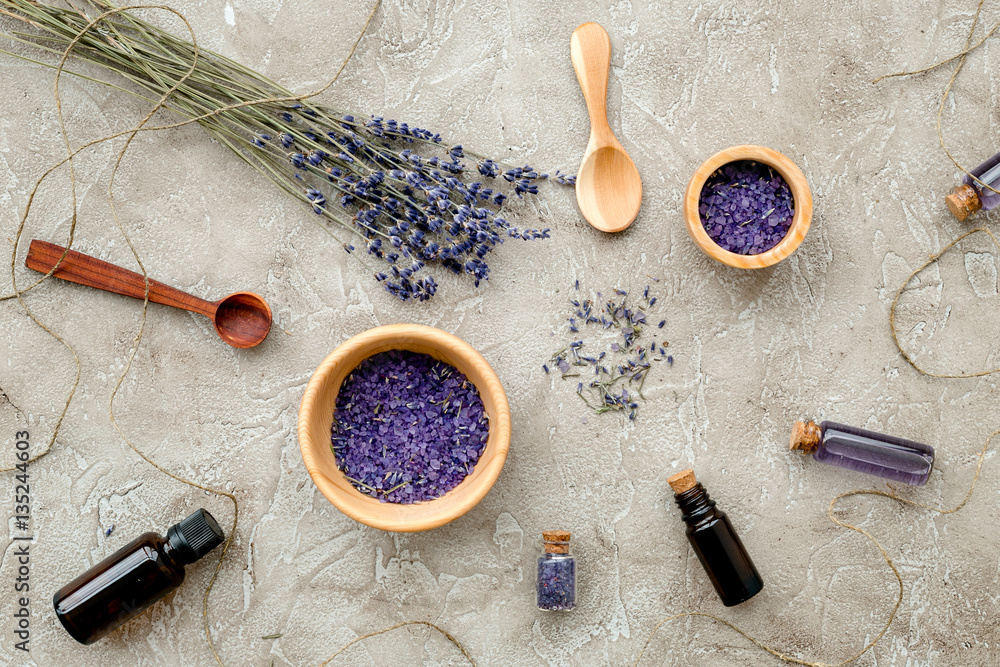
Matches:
[2,0,1000,665]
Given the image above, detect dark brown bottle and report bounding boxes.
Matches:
[667,469,763,607]
[53,509,225,644]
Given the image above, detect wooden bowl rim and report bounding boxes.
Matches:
[297,324,511,532]
[683,145,813,269]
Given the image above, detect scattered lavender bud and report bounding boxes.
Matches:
[331,350,489,503]
[545,284,673,421]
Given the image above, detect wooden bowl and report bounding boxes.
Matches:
[683,145,813,269]
[298,324,511,532]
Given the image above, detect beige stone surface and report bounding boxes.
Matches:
[2,1,1000,665]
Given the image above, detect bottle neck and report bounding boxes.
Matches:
[158,534,189,570]
[543,541,570,555]
[673,483,717,523]
[166,526,198,565]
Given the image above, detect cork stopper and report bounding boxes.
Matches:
[945,183,981,221]
[667,469,697,494]
[542,530,571,554]
[790,420,822,453]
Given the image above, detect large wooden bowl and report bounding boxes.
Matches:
[298,324,511,532]
[683,145,813,269]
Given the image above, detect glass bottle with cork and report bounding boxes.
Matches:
[536,530,576,611]
[945,150,1000,220]
[53,508,225,644]
[790,420,934,486]
[667,469,764,607]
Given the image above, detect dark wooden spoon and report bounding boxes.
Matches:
[25,240,271,349]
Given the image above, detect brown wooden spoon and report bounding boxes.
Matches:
[25,240,272,349]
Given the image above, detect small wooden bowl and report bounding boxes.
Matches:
[683,145,813,269]
[298,324,511,532]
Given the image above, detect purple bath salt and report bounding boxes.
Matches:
[537,531,576,611]
[699,160,795,255]
[331,350,489,504]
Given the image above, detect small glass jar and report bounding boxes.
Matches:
[536,530,575,611]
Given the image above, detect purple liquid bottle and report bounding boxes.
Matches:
[946,150,1000,220]
[790,420,934,486]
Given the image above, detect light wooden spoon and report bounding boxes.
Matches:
[570,22,642,233]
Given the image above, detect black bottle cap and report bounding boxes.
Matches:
[167,509,225,564]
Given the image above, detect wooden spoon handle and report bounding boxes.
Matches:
[25,240,216,317]
[571,22,612,141]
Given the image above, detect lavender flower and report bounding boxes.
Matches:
[254,107,564,299]
[546,284,673,421]
[228,105,569,300]
[332,350,489,503]
[699,161,794,255]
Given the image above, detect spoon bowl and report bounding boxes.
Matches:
[213,292,272,348]
[576,144,642,233]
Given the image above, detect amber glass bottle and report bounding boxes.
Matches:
[667,469,764,607]
[53,509,225,644]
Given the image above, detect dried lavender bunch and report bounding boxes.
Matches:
[0,0,573,300]
[544,283,672,421]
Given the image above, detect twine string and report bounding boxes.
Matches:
[875,0,1000,200]
[890,226,1000,378]
[316,621,477,667]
